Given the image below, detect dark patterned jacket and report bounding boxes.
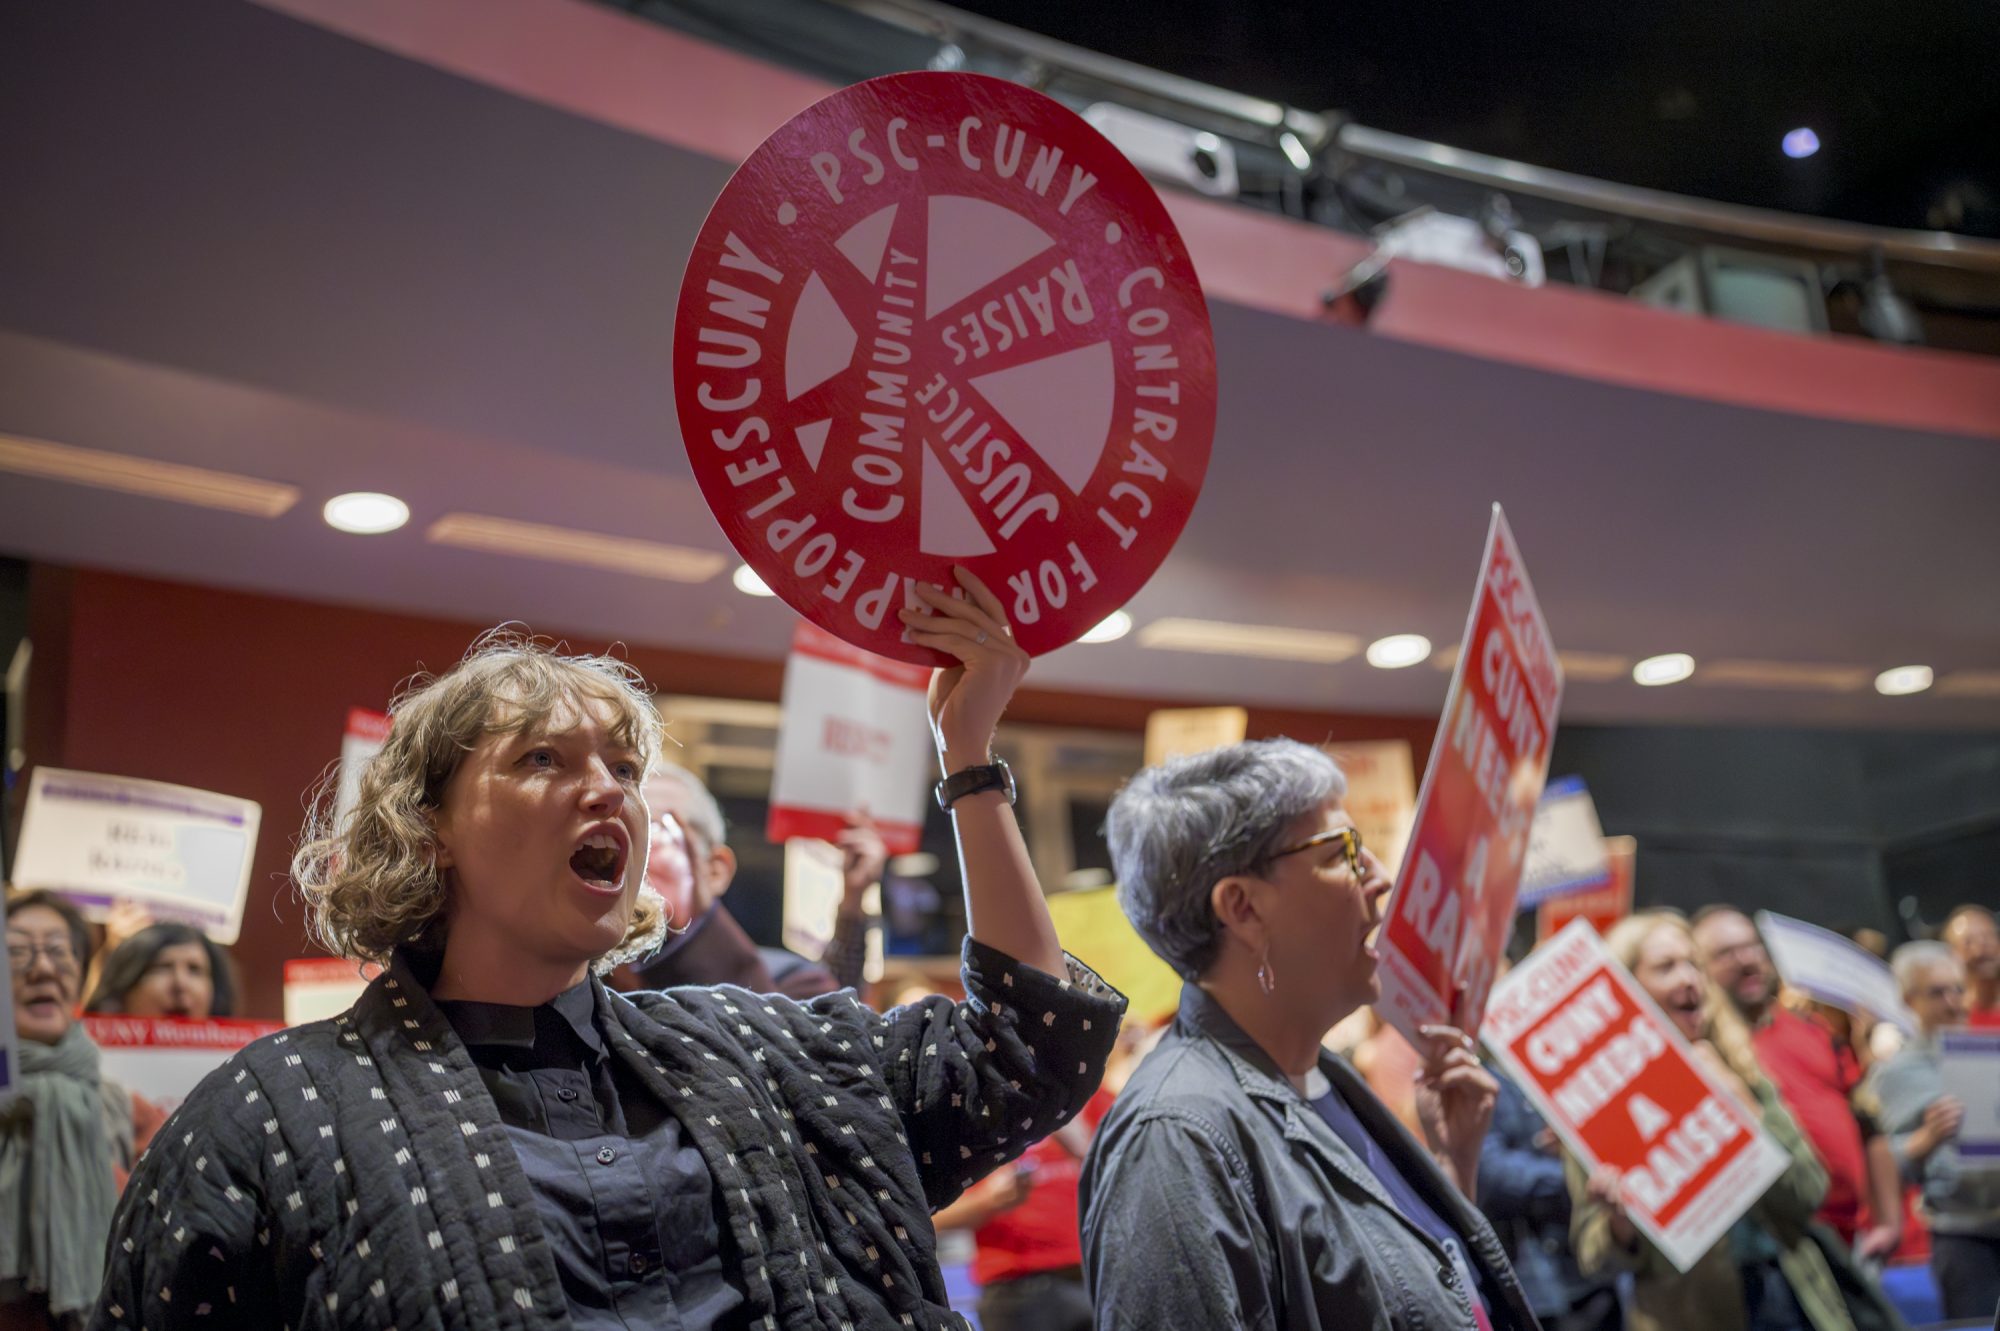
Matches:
[90,939,1123,1330]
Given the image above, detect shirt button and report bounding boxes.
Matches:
[596,1146,617,1165]
[556,1087,580,1103]
[629,1253,649,1275]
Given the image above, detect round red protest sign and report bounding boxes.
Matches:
[674,71,1216,665]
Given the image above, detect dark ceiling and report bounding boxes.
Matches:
[952,0,2000,237]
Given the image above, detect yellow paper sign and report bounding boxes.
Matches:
[1144,706,1249,767]
[1047,887,1182,1021]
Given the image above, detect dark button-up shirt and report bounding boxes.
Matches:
[1081,984,1540,1331]
[436,981,745,1330]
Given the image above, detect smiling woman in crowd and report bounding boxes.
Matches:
[84,923,238,1020]
[1080,738,1535,1331]
[1569,911,1902,1331]
[3,891,164,1331]
[92,572,1124,1331]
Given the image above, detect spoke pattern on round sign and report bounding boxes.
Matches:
[675,71,1216,666]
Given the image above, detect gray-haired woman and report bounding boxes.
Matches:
[1079,738,1540,1331]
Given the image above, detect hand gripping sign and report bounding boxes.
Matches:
[1375,506,1562,1043]
[1482,920,1791,1273]
[674,72,1216,664]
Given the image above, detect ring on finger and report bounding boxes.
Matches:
[974,630,989,645]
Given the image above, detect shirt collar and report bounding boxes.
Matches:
[433,974,606,1060]
[1176,982,1305,1104]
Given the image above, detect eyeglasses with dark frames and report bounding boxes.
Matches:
[1269,825,1367,883]
[6,937,80,971]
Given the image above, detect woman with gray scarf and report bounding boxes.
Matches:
[1,892,157,1331]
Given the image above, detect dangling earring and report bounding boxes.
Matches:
[1256,948,1276,996]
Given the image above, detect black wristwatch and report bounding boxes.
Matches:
[934,755,1016,811]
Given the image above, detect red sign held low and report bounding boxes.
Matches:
[1481,920,1791,1272]
[674,71,1215,663]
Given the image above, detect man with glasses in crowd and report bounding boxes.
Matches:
[622,763,885,997]
[1692,906,1904,1263]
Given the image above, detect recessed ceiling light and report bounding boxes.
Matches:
[1633,653,1696,686]
[1137,617,1361,664]
[1874,665,1933,697]
[1078,610,1133,644]
[1365,633,1431,669]
[732,564,776,597]
[1782,127,1820,159]
[322,492,409,534]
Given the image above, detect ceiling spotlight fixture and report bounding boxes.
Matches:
[1632,653,1696,686]
[1874,665,1933,697]
[322,491,409,534]
[1078,610,1133,644]
[1365,633,1432,669]
[1278,129,1313,172]
[1782,127,1820,160]
[731,564,776,597]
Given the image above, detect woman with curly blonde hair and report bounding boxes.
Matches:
[93,572,1125,1331]
[1567,911,1904,1331]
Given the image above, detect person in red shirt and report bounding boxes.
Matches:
[932,1087,1113,1331]
[1942,905,2000,1029]
[1692,906,1903,1260]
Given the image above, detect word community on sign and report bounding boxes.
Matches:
[675,72,1215,664]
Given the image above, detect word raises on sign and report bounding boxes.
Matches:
[11,767,262,945]
[1537,836,1636,944]
[1483,920,1791,1273]
[1376,506,1563,1042]
[674,71,1215,663]
[767,620,933,854]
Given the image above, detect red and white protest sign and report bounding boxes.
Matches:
[1537,836,1635,944]
[1481,920,1790,1272]
[767,621,932,854]
[333,707,391,833]
[83,1014,284,1114]
[674,71,1215,664]
[283,956,381,1027]
[1376,506,1562,1042]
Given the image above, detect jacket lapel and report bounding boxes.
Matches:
[350,955,567,1329]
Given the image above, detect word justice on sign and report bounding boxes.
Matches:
[1375,505,1563,1045]
[1482,920,1791,1273]
[673,71,1216,664]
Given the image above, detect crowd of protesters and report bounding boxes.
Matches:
[3,625,1997,1331]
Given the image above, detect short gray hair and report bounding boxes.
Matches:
[1106,739,1346,980]
[1891,940,1960,997]
[645,762,726,851]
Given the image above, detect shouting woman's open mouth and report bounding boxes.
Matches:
[568,825,629,895]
